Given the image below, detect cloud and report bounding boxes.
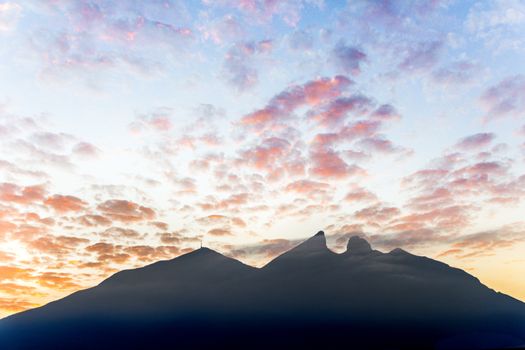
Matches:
[285,179,330,193]
[11,140,74,169]
[0,266,33,282]
[129,107,174,134]
[355,205,401,225]
[27,235,89,256]
[29,1,193,80]
[309,95,373,127]
[72,142,100,157]
[332,42,367,75]
[344,187,377,203]
[86,242,117,255]
[398,40,443,73]
[309,149,365,179]
[436,224,525,260]
[238,137,305,180]
[0,183,46,205]
[159,232,183,245]
[76,214,112,227]
[226,238,298,262]
[102,227,143,240]
[240,137,291,170]
[123,245,181,261]
[206,0,315,27]
[466,0,525,51]
[0,160,49,180]
[358,136,406,155]
[0,298,38,314]
[97,199,155,222]
[370,104,401,121]
[481,75,525,119]
[200,14,243,45]
[36,272,79,290]
[207,228,232,236]
[197,215,247,228]
[222,40,272,91]
[311,120,383,151]
[240,75,352,130]
[455,133,496,150]
[288,29,313,51]
[408,187,453,211]
[44,194,87,212]
[369,228,442,250]
[432,60,478,85]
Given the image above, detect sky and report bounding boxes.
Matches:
[0,0,525,318]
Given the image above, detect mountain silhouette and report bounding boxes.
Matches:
[1,231,524,349]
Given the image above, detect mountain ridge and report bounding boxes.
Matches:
[1,231,524,350]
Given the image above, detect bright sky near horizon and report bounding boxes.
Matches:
[0,0,525,318]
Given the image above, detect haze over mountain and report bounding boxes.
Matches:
[1,231,524,350]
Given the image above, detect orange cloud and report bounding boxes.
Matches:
[208,228,232,236]
[97,199,155,222]
[27,235,89,256]
[44,194,87,212]
[0,266,33,281]
[77,214,112,227]
[0,183,46,204]
[36,272,79,290]
[0,298,38,313]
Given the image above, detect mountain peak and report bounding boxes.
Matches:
[297,230,327,251]
[346,235,372,255]
[263,231,329,268]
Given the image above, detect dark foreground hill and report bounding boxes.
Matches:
[1,231,524,349]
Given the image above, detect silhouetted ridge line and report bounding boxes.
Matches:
[1,230,524,350]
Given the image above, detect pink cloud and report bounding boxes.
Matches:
[310,149,365,179]
[358,136,404,154]
[344,187,377,203]
[355,205,401,225]
[285,179,330,193]
[240,76,352,130]
[238,137,305,180]
[481,75,525,119]
[130,108,173,134]
[453,161,508,177]
[455,133,495,151]
[72,142,100,157]
[240,137,290,169]
[311,120,382,150]
[309,95,373,127]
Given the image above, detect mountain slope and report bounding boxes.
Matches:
[1,231,524,350]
